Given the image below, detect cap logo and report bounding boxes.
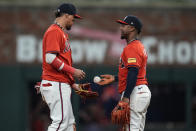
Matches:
[124,16,128,21]
[131,22,134,25]
[57,9,60,12]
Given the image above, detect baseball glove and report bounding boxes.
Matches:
[75,83,99,99]
[111,101,130,125]
[97,74,115,85]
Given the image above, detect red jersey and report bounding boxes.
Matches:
[41,24,74,85]
[118,40,148,93]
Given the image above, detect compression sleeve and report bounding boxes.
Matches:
[123,67,139,99]
[45,53,75,74]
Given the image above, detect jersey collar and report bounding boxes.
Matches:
[127,38,138,44]
[54,21,65,30]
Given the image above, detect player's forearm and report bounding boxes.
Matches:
[46,53,75,74]
[123,67,138,99]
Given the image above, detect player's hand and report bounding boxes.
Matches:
[72,83,91,91]
[97,74,115,85]
[122,97,130,103]
[73,69,85,80]
[72,83,80,91]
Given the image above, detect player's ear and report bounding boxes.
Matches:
[128,26,136,32]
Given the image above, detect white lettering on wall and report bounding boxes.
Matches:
[158,41,174,64]
[84,40,107,63]
[176,41,191,64]
[142,37,157,64]
[16,35,108,64]
[142,37,196,65]
[193,42,196,64]
[16,35,196,65]
[71,40,107,64]
[16,35,36,62]
[71,40,84,63]
[38,40,42,62]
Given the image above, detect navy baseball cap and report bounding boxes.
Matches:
[57,3,82,19]
[117,15,142,34]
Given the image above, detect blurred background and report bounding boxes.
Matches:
[0,0,196,131]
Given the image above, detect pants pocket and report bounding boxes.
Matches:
[134,92,151,112]
[40,82,54,106]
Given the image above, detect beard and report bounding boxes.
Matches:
[66,25,72,30]
[121,35,126,39]
[121,33,128,40]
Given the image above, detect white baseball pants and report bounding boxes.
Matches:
[40,80,75,131]
[122,84,151,131]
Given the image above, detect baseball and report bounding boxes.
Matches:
[93,76,101,83]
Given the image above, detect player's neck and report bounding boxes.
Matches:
[54,18,65,30]
[126,34,138,44]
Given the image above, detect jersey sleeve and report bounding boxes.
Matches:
[123,46,142,68]
[45,30,61,53]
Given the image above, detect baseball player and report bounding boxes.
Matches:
[40,3,85,131]
[98,15,151,131]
